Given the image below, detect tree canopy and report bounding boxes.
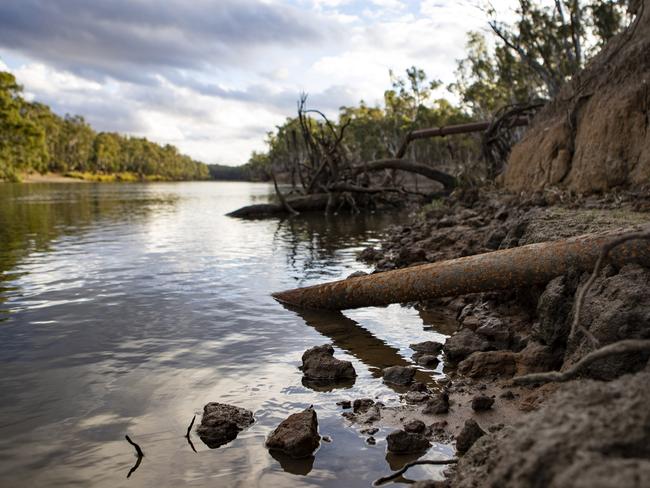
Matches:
[0,71,209,181]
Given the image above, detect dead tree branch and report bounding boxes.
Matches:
[373,458,458,486]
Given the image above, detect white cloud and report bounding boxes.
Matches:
[0,0,503,165]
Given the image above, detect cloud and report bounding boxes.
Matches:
[0,0,504,165]
[0,0,331,83]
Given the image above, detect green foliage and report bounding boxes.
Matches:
[453,0,630,115]
[249,67,478,177]
[0,70,209,181]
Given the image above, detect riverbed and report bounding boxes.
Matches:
[0,182,453,487]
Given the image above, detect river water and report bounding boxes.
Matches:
[0,182,454,487]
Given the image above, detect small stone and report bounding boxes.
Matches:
[366,436,376,445]
[423,392,449,415]
[386,429,431,453]
[383,366,417,385]
[410,341,444,354]
[416,354,440,368]
[471,394,495,411]
[353,399,375,413]
[500,390,515,400]
[412,481,450,488]
[443,328,490,362]
[322,435,332,443]
[360,427,378,435]
[347,270,368,279]
[359,246,381,262]
[430,420,448,432]
[336,400,352,409]
[405,391,430,404]
[404,420,426,434]
[409,382,429,392]
[302,344,356,381]
[196,403,255,449]
[266,407,320,459]
[456,419,485,453]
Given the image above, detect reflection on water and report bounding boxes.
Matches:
[0,182,454,487]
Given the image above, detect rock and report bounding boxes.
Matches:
[416,354,440,367]
[266,407,320,459]
[409,382,429,392]
[454,372,650,487]
[475,318,512,346]
[336,400,351,409]
[196,403,255,449]
[514,341,558,376]
[359,246,381,262]
[405,391,430,404]
[458,351,517,378]
[386,429,431,453]
[383,366,417,385]
[423,392,449,415]
[347,270,368,279]
[484,228,506,250]
[430,420,448,432]
[500,390,515,400]
[456,419,485,454]
[443,328,490,362]
[533,274,576,347]
[471,394,495,411]
[366,436,376,445]
[353,398,375,413]
[404,419,426,434]
[360,427,378,435]
[410,341,444,354]
[301,344,356,381]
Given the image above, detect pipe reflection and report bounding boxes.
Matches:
[285,306,438,390]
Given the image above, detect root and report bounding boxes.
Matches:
[513,229,650,385]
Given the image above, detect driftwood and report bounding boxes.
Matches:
[272,231,650,311]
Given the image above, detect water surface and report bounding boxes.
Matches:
[0,182,453,487]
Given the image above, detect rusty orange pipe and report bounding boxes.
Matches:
[272,232,650,310]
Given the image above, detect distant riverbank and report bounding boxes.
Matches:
[7,171,210,184]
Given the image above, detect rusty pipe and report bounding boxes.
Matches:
[272,232,650,310]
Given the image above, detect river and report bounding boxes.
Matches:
[0,182,453,487]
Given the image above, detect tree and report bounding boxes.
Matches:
[454,0,631,115]
[0,73,48,179]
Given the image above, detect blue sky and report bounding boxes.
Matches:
[0,0,516,165]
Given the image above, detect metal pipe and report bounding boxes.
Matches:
[272,232,650,310]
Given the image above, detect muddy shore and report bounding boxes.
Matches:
[337,188,650,486]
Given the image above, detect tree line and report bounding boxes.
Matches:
[247,0,632,182]
[0,71,209,182]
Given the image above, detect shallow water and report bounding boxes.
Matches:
[0,182,454,487]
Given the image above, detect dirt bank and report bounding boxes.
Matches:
[502,3,650,194]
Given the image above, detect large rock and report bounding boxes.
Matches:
[386,429,431,453]
[266,407,320,459]
[301,344,356,381]
[454,371,650,487]
[443,328,490,362]
[423,392,449,415]
[383,365,417,385]
[196,403,255,449]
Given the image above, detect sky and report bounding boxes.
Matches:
[0,0,514,166]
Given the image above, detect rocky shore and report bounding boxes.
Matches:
[344,187,650,486]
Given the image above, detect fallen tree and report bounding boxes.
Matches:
[272,231,650,310]
[227,95,537,219]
